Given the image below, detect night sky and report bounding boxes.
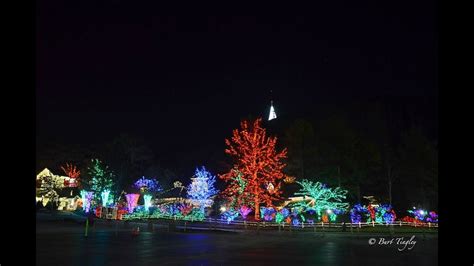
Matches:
[36,2,437,172]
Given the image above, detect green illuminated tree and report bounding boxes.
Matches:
[292,179,349,217]
[87,159,115,196]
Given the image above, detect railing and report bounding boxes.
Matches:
[121,215,438,230]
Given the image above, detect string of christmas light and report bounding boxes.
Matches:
[219,118,289,220]
[187,166,218,210]
[221,209,239,224]
[61,163,80,187]
[101,189,111,207]
[143,194,153,211]
[134,176,162,193]
[350,204,369,223]
[80,190,94,213]
[88,159,115,195]
[239,205,252,219]
[292,179,349,221]
[125,193,140,213]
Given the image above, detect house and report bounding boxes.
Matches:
[36,168,80,210]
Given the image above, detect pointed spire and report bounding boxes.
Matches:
[268,100,277,121]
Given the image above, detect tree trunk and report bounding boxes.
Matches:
[254,198,260,220]
[253,172,260,220]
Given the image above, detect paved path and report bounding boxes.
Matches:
[37,218,438,266]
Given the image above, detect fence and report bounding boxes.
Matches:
[120,215,438,232]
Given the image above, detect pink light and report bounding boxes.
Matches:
[239,205,252,219]
[125,194,140,213]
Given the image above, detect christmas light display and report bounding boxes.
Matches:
[225,169,251,209]
[41,191,58,207]
[221,209,239,224]
[143,194,153,211]
[37,168,62,186]
[189,208,205,221]
[374,204,396,224]
[125,193,140,213]
[367,204,376,222]
[426,211,438,223]
[279,208,290,218]
[260,207,276,221]
[260,207,267,220]
[328,209,340,222]
[167,204,181,216]
[401,216,422,224]
[80,190,94,213]
[292,218,300,226]
[101,189,110,207]
[239,205,252,220]
[178,204,193,217]
[350,204,369,223]
[123,206,150,219]
[275,212,284,224]
[288,208,306,223]
[88,159,115,195]
[407,208,437,223]
[61,163,80,187]
[383,210,397,224]
[292,179,349,220]
[95,206,102,218]
[220,118,289,220]
[408,208,428,221]
[321,214,329,223]
[267,183,274,192]
[36,168,65,204]
[150,205,168,218]
[134,176,162,193]
[187,166,218,210]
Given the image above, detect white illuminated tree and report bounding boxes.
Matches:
[187,166,218,210]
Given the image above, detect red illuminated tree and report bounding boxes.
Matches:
[61,163,81,187]
[219,118,289,220]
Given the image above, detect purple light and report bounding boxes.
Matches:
[125,194,140,213]
[239,206,252,219]
[134,177,162,193]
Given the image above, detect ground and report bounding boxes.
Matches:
[36,212,438,265]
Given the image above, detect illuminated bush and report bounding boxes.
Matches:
[221,209,239,224]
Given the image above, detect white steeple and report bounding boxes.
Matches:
[268,100,277,121]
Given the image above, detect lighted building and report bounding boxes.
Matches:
[36,168,80,210]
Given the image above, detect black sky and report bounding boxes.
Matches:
[36,2,437,171]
